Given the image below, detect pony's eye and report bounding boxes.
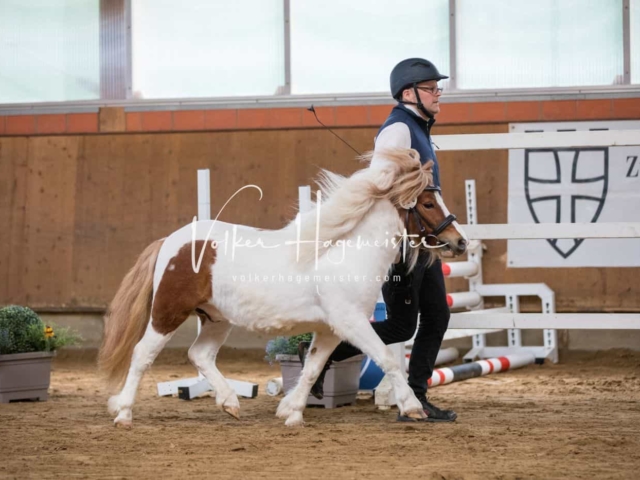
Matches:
[423,202,435,209]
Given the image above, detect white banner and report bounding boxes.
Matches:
[508,120,640,268]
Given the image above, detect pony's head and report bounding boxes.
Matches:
[293,148,467,269]
[369,148,468,265]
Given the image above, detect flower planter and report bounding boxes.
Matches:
[0,351,55,403]
[276,354,364,409]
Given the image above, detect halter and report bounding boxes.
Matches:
[403,186,457,247]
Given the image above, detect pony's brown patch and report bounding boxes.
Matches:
[151,241,216,335]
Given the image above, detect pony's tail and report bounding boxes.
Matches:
[98,239,164,390]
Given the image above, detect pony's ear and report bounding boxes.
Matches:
[372,167,396,192]
[422,160,434,172]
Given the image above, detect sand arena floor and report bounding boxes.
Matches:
[1,349,639,479]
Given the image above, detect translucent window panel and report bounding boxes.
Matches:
[0,0,99,104]
[456,0,624,89]
[290,0,449,95]
[632,0,640,83]
[132,0,284,99]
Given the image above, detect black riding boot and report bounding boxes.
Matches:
[396,394,457,422]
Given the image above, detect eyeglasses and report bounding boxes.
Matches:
[415,85,444,96]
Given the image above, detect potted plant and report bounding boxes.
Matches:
[0,305,81,403]
[265,333,363,409]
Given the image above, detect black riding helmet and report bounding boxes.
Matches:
[390,58,448,99]
[390,58,448,118]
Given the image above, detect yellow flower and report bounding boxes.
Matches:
[44,326,54,338]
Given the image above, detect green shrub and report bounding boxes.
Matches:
[0,305,82,355]
[264,333,313,364]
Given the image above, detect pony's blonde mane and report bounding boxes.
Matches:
[290,148,433,267]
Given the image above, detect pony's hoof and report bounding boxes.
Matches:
[114,409,133,428]
[114,419,133,429]
[114,415,133,428]
[284,411,304,427]
[223,405,240,420]
[406,409,427,420]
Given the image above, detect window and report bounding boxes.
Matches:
[0,0,100,104]
[456,0,624,89]
[290,0,450,95]
[132,0,284,99]
[632,0,640,83]
[0,1,635,105]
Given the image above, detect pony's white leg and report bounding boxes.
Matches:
[187,318,240,419]
[276,331,341,427]
[108,322,174,427]
[328,311,425,420]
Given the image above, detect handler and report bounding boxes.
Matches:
[311,58,457,422]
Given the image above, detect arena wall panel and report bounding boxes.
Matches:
[0,103,638,313]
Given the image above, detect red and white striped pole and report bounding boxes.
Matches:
[427,353,535,388]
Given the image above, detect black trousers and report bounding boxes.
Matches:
[330,255,450,397]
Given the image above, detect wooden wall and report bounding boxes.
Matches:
[0,124,638,312]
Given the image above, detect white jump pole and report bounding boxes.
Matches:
[404,346,459,373]
[447,291,483,309]
[442,261,479,278]
[434,346,459,365]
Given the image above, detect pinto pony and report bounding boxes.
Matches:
[99,148,468,427]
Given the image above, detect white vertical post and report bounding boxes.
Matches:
[124,0,133,99]
[197,169,211,221]
[448,0,457,90]
[507,295,522,347]
[283,0,292,94]
[543,292,558,363]
[196,170,211,380]
[466,180,486,350]
[471,330,485,349]
[623,0,631,85]
[465,180,484,295]
[298,185,312,213]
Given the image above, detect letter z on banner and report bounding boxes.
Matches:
[508,120,640,268]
